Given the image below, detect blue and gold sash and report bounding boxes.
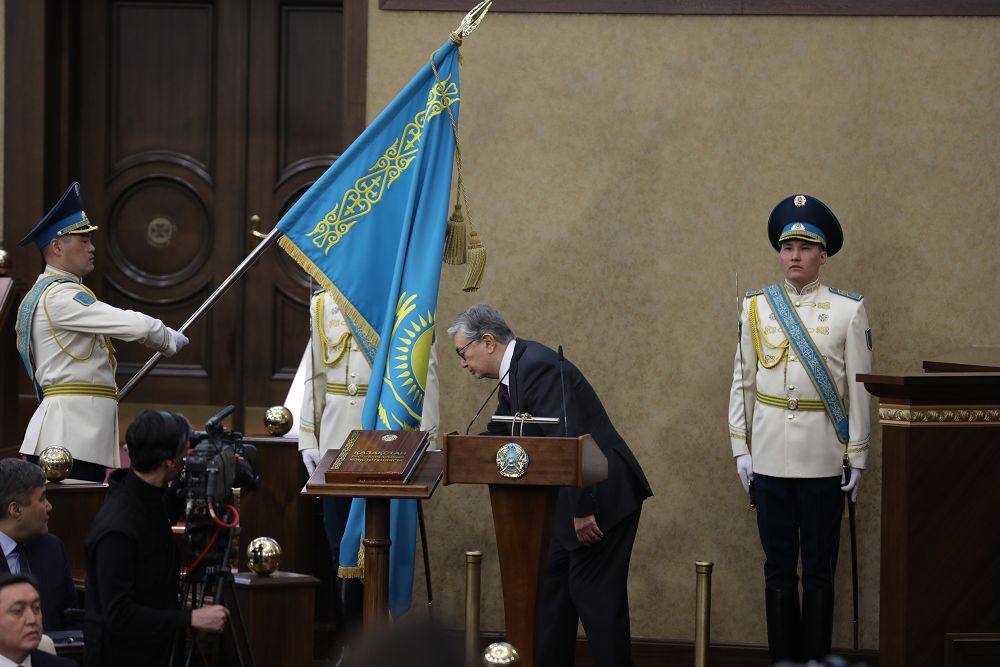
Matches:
[764,283,850,444]
[16,276,74,400]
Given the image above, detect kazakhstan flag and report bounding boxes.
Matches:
[276,39,459,616]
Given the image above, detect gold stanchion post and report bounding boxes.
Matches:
[466,550,483,666]
[695,561,714,667]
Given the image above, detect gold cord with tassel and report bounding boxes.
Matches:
[443,191,467,265]
[430,49,485,291]
[463,228,486,292]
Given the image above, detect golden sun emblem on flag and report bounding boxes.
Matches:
[380,293,435,429]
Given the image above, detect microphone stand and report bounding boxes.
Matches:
[558,346,569,438]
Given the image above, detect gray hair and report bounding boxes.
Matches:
[447,304,514,344]
[0,459,45,517]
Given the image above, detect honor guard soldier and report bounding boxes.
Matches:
[728,194,873,663]
[298,289,438,655]
[16,182,188,482]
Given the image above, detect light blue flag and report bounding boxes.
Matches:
[276,39,460,617]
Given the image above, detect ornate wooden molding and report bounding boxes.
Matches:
[379,0,1000,16]
[879,404,1000,426]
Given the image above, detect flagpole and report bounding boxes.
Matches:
[117,228,284,401]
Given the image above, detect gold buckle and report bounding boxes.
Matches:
[347,383,359,396]
[787,397,799,410]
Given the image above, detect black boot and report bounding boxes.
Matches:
[331,577,347,634]
[333,577,364,667]
[802,588,835,662]
[765,588,803,664]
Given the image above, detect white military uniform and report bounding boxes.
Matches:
[19,265,178,468]
[298,291,439,458]
[728,279,873,477]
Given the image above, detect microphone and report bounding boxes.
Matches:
[465,368,510,435]
[558,346,569,437]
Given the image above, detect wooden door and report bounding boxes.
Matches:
[241,0,368,414]
[78,1,249,410]
[72,0,366,427]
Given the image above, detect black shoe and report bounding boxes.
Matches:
[802,588,835,661]
[765,587,803,664]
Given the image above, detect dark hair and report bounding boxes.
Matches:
[0,573,40,596]
[0,459,46,518]
[125,411,192,473]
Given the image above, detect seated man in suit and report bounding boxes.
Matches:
[0,573,75,666]
[0,459,77,632]
[448,304,653,667]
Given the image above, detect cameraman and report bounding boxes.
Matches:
[84,411,228,666]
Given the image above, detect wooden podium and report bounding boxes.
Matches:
[443,433,608,667]
[302,447,443,627]
[859,371,1000,667]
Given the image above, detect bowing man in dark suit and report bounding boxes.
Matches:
[0,460,77,632]
[448,304,653,667]
[0,574,76,666]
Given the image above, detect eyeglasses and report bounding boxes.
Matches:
[455,337,480,360]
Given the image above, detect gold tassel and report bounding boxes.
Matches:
[443,199,467,265]
[462,228,486,292]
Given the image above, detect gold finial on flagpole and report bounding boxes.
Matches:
[451,0,492,43]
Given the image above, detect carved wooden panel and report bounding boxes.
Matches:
[279,5,344,173]
[945,634,1000,667]
[105,176,213,286]
[78,0,248,410]
[111,3,214,171]
[243,0,366,411]
[272,286,312,379]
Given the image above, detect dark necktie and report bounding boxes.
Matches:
[12,544,30,575]
[499,383,510,408]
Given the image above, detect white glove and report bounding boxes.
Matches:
[164,327,189,357]
[841,466,863,503]
[301,448,321,475]
[735,453,753,495]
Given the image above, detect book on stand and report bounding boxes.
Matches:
[324,429,430,485]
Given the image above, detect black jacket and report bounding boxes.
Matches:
[83,469,190,666]
[0,533,78,631]
[486,339,652,549]
[22,649,77,666]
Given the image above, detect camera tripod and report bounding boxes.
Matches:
[169,517,256,667]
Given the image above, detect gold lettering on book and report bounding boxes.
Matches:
[350,450,406,463]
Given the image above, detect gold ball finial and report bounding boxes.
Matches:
[483,642,520,665]
[38,447,74,482]
[246,537,282,575]
[0,247,10,276]
[263,405,293,436]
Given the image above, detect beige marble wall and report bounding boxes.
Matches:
[363,5,999,648]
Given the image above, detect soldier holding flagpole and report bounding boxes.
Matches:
[16,182,188,482]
